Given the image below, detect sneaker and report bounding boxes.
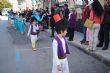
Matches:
[86,48,95,52]
[80,40,84,42]
[80,40,86,44]
[50,35,54,38]
[97,43,103,47]
[32,48,37,51]
[82,41,89,45]
[68,39,73,41]
[102,47,108,50]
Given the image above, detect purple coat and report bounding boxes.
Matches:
[69,13,77,28]
[55,36,70,59]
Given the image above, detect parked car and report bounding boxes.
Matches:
[2,10,8,16]
[1,8,11,16]
[0,10,1,15]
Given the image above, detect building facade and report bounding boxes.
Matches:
[9,0,105,11]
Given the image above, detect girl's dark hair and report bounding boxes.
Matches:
[93,0,98,2]
[64,4,68,7]
[30,17,37,24]
[55,18,68,34]
[92,1,104,17]
[56,3,59,7]
[19,13,25,18]
[13,12,16,15]
[85,0,88,4]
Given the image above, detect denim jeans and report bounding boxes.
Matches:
[89,24,100,50]
[82,24,87,41]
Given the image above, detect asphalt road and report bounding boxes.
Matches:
[0,16,110,73]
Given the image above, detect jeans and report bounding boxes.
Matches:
[69,28,75,40]
[82,24,87,41]
[89,24,100,50]
[98,23,110,49]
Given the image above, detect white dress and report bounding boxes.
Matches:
[27,24,39,42]
[52,37,70,73]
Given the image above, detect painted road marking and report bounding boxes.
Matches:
[16,47,52,51]
[15,46,52,73]
[16,50,20,62]
[16,50,24,73]
[17,70,23,73]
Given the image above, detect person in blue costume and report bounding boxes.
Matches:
[8,11,14,28]
[17,15,21,30]
[32,9,36,15]
[19,13,26,34]
[32,14,41,23]
[32,9,41,22]
[13,13,19,29]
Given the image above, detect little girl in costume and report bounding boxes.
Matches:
[27,17,39,51]
[19,13,26,34]
[52,17,70,73]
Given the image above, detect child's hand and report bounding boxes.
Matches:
[57,65,62,71]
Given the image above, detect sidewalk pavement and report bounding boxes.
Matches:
[45,29,110,66]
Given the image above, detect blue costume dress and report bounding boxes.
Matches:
[17,17,21,30]
[32,14,41,22]
[13,15,19,29]
[19,18,26,34]
[8,13,10,21]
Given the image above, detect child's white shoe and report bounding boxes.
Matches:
[32,48,37,51]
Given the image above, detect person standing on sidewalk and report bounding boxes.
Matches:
[50,6,55,38]
[52,18,70,73]
[64,4,70,37]
[41,9,49,29]
[45,7,49,29]
[80,0,90,45]
[87,1,104,51]
[60,6,65,18]
[55,3,60,15]
[97,0,110,50]
[68,8,77,41]
[64,4,70,19]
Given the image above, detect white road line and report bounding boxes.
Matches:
[16,47,52,51]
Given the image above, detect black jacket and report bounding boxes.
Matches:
[103,5,110,24]
[64,8,70,19]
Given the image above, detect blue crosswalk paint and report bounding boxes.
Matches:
[16,50,23,73]
[18,70,23,73]
[16,50,20,62]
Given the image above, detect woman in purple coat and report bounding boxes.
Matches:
[68,8,77,41]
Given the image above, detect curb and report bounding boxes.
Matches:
[68,41,110,66]
[45,29,110,66]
